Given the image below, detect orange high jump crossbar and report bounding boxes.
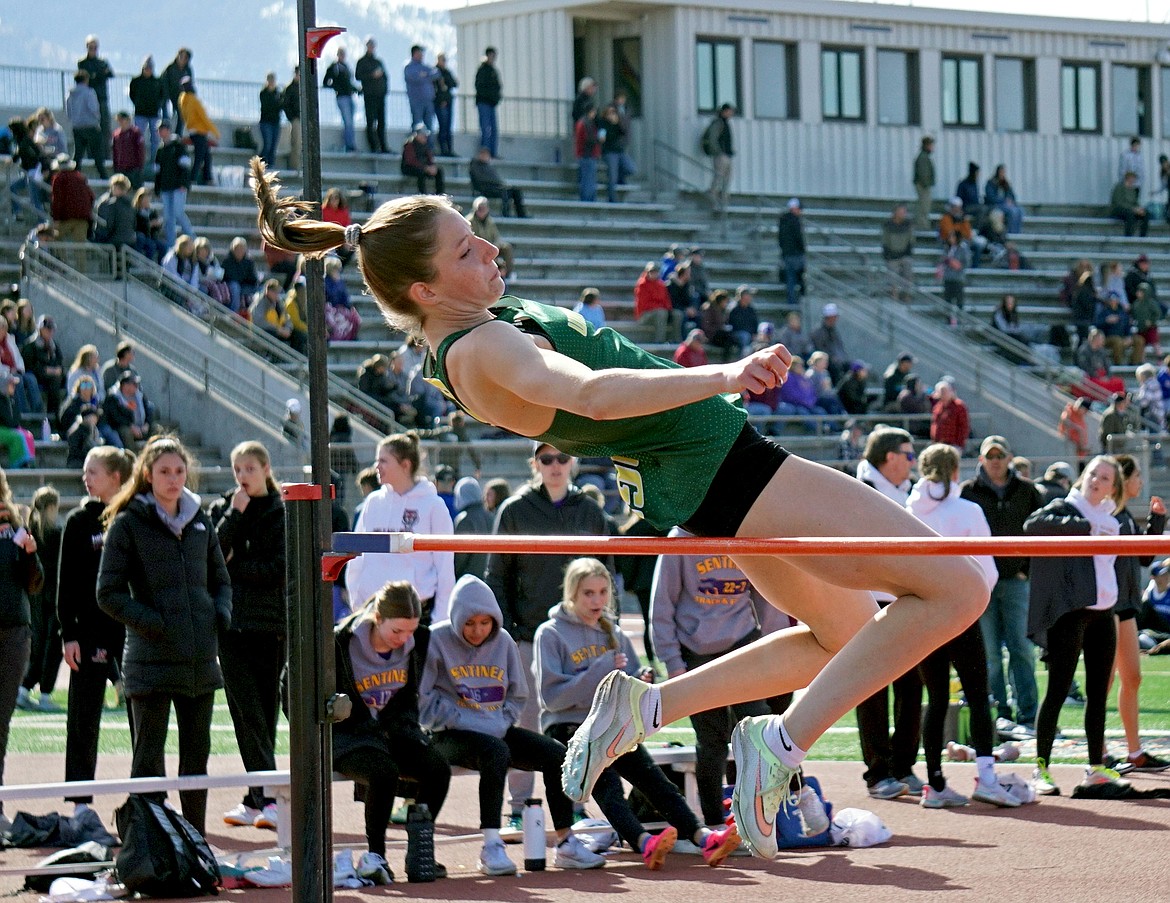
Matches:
[323,532,1170,581]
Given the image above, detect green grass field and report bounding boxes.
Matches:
[8,654,1170,764]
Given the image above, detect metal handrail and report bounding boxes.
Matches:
[650,138,709,200]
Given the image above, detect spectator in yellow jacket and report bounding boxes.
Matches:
[177,79,218,186]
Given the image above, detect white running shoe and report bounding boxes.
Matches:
[971,778,1022,808]
[797,784,830,836]
[553,834,606,870]
[332,850,358,886]
[920,784,969,809]
[356,851,393,885]
[223,803,261,827]
[244,856,293,887]
[479,840,517,876]
[729,716,796,861]
[254,803,278,830]
[562,670,653,803]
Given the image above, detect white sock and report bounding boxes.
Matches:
[483,828,501,845]
[976,756,996,786]
[763,716,807,769]
[638,683,663,738]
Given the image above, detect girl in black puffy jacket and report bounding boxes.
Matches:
[97,436,231,835]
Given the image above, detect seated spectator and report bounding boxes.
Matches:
[102,371,157,449]
[810,303,848,382]
[666,263,697,339]
[94,175,136,249]
[284,276,310,355]
[835,360,870,415]
[673,328,708,367]
[161,235,200,290]
[1064,260,1099,346]
[1136,363,1165,432]
[572,287,605,331]
[1131,280,1161,359]
[222,237,259,314]
[0,317,42,416]
[132,188,165,263]
[321,188,354,267]
[193,237,231,308]
[1100,392,1138,453]
[687,247,710,301]
[955,162,983,224]
[262,239,298,290]
[882,352,914,409]
[990,293,1047,345]
[1125,254,1159,312]
[469,147,527,217]
[983,164,1024,233]
[659,243,686,281]
[699,289,735,361]
[1111,171,1149,237]
[249,279,293,345]
[807,350,845,415]
[0,375,32,468]
[100,341,136,395]
[66,344,104,402]
[775,310,814,360]
[838,418,865,461]
[742,383,792,435]
[632,262,674,344]
[65,404,101,468]
[749,321,774,354]
[777,356,827,429]
[466,197,513,277]
[59,374,111,446]
[929,379,969,453]
[726,285,759,357]
[897,374,933,439]
[1075,327,1127,398]
[13,302,35,348]
[356,354,416,424]
[1093,292,1137,365]
[22,315,64,426]
[324,256,361,341]
[401,124,445,194]
[1099,260,1128,308]
[938,196,984,262]
[32,107,67,160]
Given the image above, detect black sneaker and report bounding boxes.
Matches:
[1127,751,1170,772]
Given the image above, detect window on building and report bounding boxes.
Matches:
[753,41,799,120]
[994,57,1036,132]
[1112,64,1151,137]
[942,55,983,127]
[876,49,919,126]
[696,38,740,113]
[1061,62,1100,132]
[1161,68,1170,139]
[613,37,643,117]
[822,46,865,121]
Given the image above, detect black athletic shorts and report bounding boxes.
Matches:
[682,422,791,537]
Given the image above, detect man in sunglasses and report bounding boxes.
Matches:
[853,427,925,799]
[484,441,610,832]
[961,435,1044,742]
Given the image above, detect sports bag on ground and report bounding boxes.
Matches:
[114,796,220,897]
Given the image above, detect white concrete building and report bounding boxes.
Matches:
[451,0,1170,205]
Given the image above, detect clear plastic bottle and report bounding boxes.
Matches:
[522,797,546,871]
[404,803,436,882]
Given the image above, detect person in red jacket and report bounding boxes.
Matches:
[574,105,602,202]
[111,112,146,189]
[49,156,95,242]
[930,379,970,452]
[400,124,445,195]
[633,262,675,343]
[673,329,709,368]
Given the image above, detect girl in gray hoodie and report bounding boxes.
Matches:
[420,575,604,877]
[534,558,740,869]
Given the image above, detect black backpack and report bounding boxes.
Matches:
[114,796,220,897]
[700,118,723,156]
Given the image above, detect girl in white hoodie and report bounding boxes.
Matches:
[906,444,1021,809]
[346,432,454,623]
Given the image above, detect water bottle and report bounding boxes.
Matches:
[404,803,436,883]
[40,418,50,443]
[522,798,546,871]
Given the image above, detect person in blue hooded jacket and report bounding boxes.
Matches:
[420,574,604,877]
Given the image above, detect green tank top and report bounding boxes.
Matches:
[423,295,746,529]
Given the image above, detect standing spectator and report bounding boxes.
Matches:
[65,72,106,179]
[401,125,445,194]
[222,237,259,315]
[283,66,301,171]
[1110,171,1148,237]
[913,135,935,230]
[404,45,437,138]
[95,175,136,250]
[961,436,1044,737]
[777,198,806,307]
[257,73,283,167]
[355,38,388,154]
[22,315,64,426]
[17,488,61,714]
[1059,397,1092,469]
[78,35,113,159]
[346,432,455,623]
[633,262,673,343]
[452,477,492,580]
[1119,136,1145,190]
[930,380,970,452]
[854,427,922,800]
[177,80,217,186]
[57,447,135,822]
[571,77,599,124]
[323,47,358,153]
[727,286,759,357]
[434,53,458,157]
[881,204,915,301]
[210,441,286,832]
[111,113,145,190]
[702,103,735,213]
[97,435,232,835]
[574,106,602,203]
[836,361,871,415]
[466,198,513,277]
[984,164,1024,233]
[674,328,708,368]
[939,230,970,322]
[49,156,94,243]
[810,303,848,383]
[474,48,502,158]
[469,147,528,217]
[483,442,607,831]
[153,121,194,248]
[0,471,43,829]
[160,49,193,133]
[600,104,634,203]
[129,57,163,163]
